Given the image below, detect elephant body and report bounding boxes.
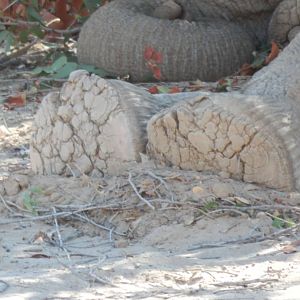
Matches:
[77,0,298,82]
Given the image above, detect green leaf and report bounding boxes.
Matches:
[31,66,44,75]
[30,26,45,39]
[0,31,15,52]
[0,30,9,43]
[78,64,109,77]
[27,6,43,23]
[19,30,30,43]
[83,0,100,12]
[157,86,170,94]
[272,217,285,229]
[251,55,266,69]
[203,200,219,211]
[30,186,43,194]
[53,62,78,78]
[6,32,15,51]
[23,192,37,215]
[31,0,39,9]
[285,218,296,228]
[51,55,68,72]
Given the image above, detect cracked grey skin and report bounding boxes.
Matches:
[77,0,290,82]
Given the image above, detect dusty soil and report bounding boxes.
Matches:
[1,78,300,300]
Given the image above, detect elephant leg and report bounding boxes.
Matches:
[269,0,300,43]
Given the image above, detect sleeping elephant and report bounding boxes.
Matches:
[77,0,295,82]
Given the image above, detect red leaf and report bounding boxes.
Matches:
[4,94,26,109]
[152,51,163,64]
[72,0,84,12]
[238,63,256,76]
[40,9,61,29]
[144,47,154,60]
[55,0,76,29]
[0,0,9,11]
[265,41,280,65]
[169,86,181,94]
[152,66,162,80]
[148,86,159,94]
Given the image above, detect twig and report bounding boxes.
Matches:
[2,196,32,214]
[147,170,174,202]
[0,280,9,293]
[52,207,71,261]
[0,194,16,214]
[89,270,115,286]
[72,212,126,237]
[87,254,113,286]
[218,204,300,212]
[188,222,300,251]
[1,116,10,132]
[265,212,296,227]
[2,0,18,12]
[0,38,38,66]
[212,277,279,287]
[0,211,72,225]
[0,17,81,35]
[128,172,155,210]
[66,164,77,178]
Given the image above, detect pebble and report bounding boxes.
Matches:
[114,239,129,248]
[3,179,20,196]
[212,182,234,198]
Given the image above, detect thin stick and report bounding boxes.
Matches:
[147,170,174,202]
[52,207,71,261]
[213,277,279,287]
[188,222,300,251]
[0,280,9,293]
[88,270,115,286]
[72,212,126,237]
[0,17,81,35]
[0,39,38,65]
[4,198,31,213]
[2,0,18,12]
[0,194,16,214]
[128,172,155,210]
[217,204,300,212]
[0,77,67,83]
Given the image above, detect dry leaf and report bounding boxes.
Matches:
[192,186,204,194]
[238,63,256,76]
[4,93,26,109]
[30,253,51,259]
[234,196,251,205]
[265,41,280,65]
[282,245,297,254]
[169,86,181,93]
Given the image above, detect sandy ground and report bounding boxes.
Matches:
[1,86,300,300]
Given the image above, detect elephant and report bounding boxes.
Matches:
[76,0,299,82]
[30,0,300,191]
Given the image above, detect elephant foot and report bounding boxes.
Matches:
[30,71,180,176]
[147,93,295,191]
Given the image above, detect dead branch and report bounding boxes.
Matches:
[128,172,155,210]
[0,38,38,66]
